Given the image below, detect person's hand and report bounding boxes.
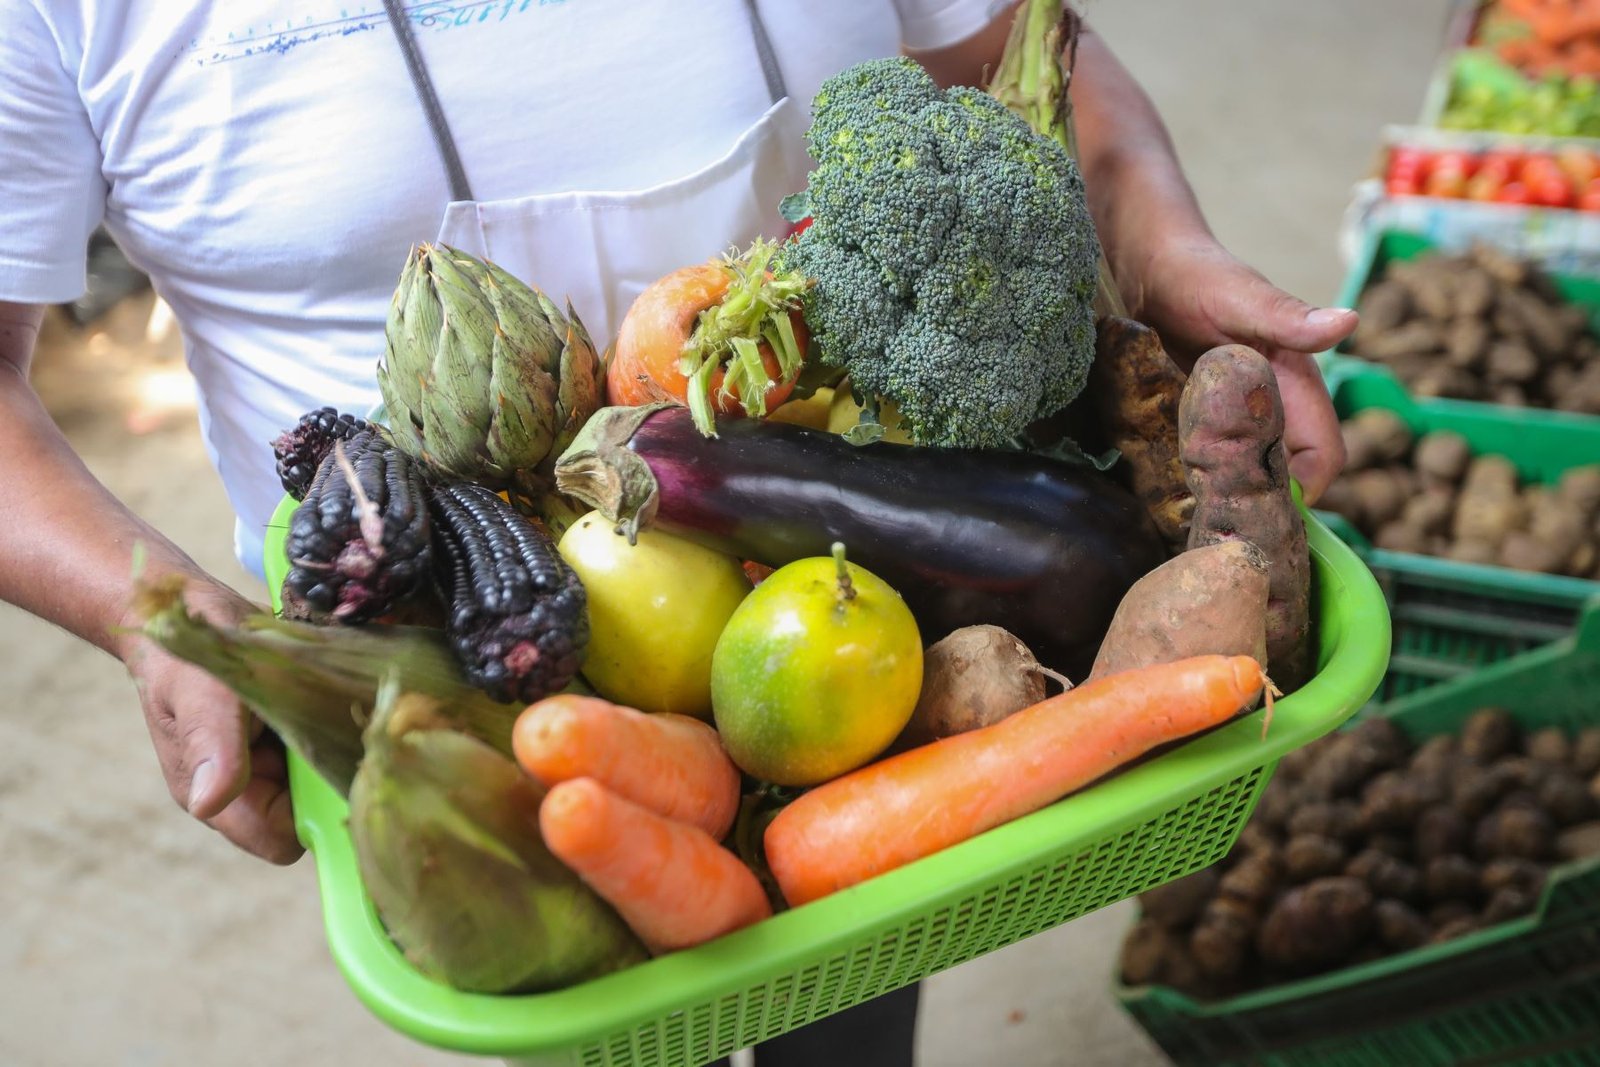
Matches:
[118,579,303,865]
[1117,232,1358,504]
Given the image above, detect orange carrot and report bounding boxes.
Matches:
[540,778,772,954]
[608,240,809,436]
[765,655,1270,908]
[513,694,741,840]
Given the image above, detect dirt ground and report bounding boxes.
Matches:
[0,3,1453,1064]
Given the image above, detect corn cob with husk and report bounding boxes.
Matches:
[130,576,524,795]
[348,677,647,993]
[377,244,603,534]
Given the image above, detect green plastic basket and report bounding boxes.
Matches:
[1316,362,1600,705]
[262,492,1390,1067]
[1116,602,1600,1067]
[1320,228,1600,434]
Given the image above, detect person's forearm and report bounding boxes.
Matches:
[0,303,209,659]
[1069,28,1212,289]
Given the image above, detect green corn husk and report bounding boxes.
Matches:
[377,244,603,519]
[987,0,1126,319]
[131,577,523,796]
[349,679,648,993]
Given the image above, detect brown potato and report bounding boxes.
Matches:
[1343,409,1414,467]
[899,625,1049,745]
[1349,469,1409,528]
[1558,466,1600,518]
[1256,877,1374,972]
[1413,431,1472,484]
[1453,456,1523,548]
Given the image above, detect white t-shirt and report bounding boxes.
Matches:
[2,0,1001,578]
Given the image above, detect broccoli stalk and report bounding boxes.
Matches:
[986,0,1126,319]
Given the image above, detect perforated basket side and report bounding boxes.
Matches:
[558,768,1271,1067]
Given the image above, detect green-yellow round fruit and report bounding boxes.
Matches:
[557,512,751,717]
[826,386,915,444]
[711,547,922,785]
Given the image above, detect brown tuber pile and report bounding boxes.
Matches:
[1346,244,1600,414]
[1317,411,1600,580]
[1119,709,1600,1000]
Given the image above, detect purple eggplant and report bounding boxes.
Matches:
[556,405,1164,677]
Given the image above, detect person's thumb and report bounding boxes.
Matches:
[1207,269,1358,355]
[174,675,252,820]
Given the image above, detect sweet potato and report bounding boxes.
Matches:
[1180,345,1313,690]
[1088,541,1269,682]
[899,625,1059,744]
[1088,316,1195,552]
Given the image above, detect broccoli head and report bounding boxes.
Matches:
[782,57,1102,449]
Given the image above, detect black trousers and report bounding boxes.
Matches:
[708,982,920,1067]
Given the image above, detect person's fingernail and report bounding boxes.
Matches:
[187,760,216,814]
[1305,307,1353,326]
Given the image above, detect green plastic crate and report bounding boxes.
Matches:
[1116,602,1600,1067]
[262,493,1389,1067]
[1321,228,1600,434]
[1316,362,1600,704]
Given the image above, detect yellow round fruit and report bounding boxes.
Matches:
[557,512,751,717]
[766,388,836,431]
[710,545,922,786]
[825,385,915,444]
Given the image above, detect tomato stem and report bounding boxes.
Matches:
[831,541,856,602]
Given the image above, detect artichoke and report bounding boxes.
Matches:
[378,245,603,511]
[348,680,647,993]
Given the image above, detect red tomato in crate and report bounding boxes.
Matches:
[1532,175,1576,208]
[1579,178,1600,212]
[1476,151,1521,185]
[1387,146,1430,177]
[1425,168,1468,199]
[1556,148,1600,188]
[1386,170,1424,196]
[1430,150,1477,179]
[1496,181,1535,205]
[1516,151,1568,189]
[1385,148,1427,196]
[1466,170,1506,202]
